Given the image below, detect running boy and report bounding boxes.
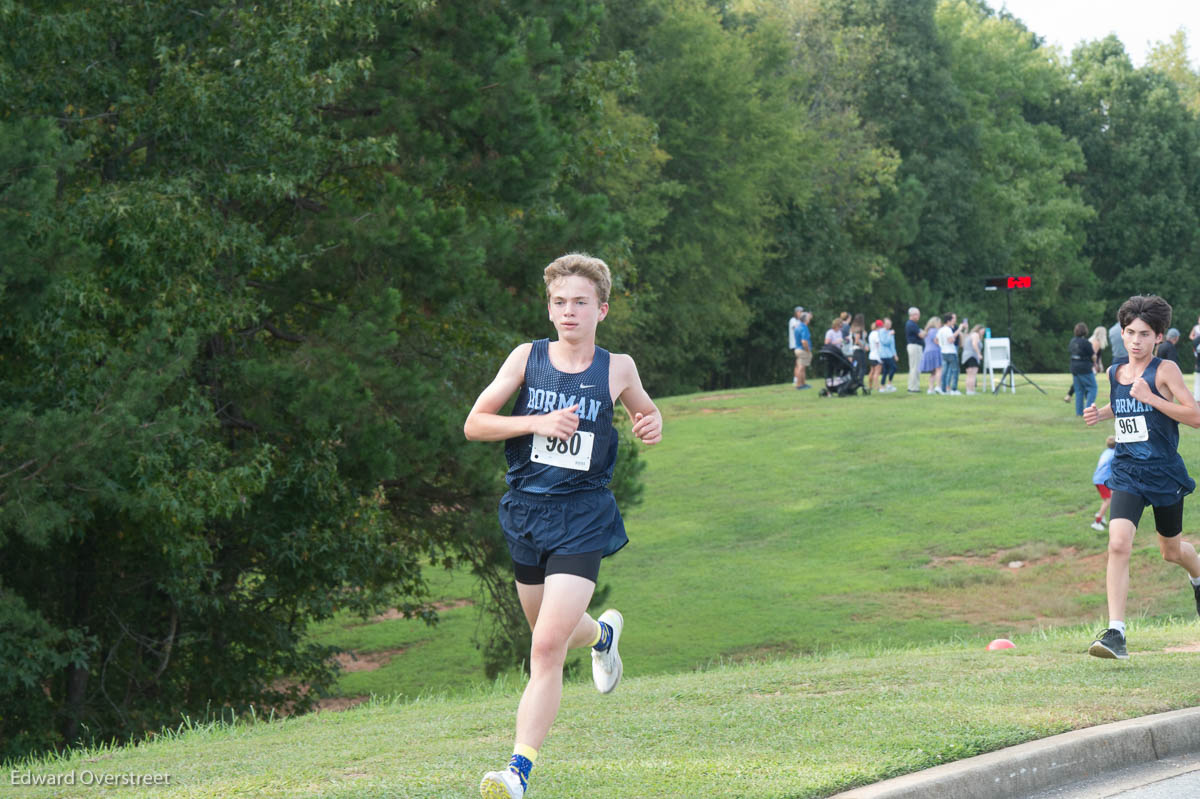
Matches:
[1090,437,1115,532]
[1083,295,1200,659]
[464,253,662,797]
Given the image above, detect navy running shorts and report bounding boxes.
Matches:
[498,487,628,582]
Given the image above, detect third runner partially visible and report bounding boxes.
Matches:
[1083,294,1200,660]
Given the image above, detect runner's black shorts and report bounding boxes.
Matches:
[1109,489,1184,537]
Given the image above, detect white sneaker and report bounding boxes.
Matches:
[934,387,945,395]
[965,390,976,395]
[591,609,624,694]
[481,769,524,799]
[1091,521,1106,531]
[950,390,962,395]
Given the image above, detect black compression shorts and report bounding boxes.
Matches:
[512,549,604,585]
[1109,489,1184,537]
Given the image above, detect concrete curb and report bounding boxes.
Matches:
[831,706,1200,799]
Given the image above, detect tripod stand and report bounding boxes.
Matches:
[992,285,1045,395]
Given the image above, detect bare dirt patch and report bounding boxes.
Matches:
[1163,642,1200,653]
[334,648,406,673]
[892,545,1192,631]
[923,545,1084,570]
[719,641,796,665]
[894,547,1109,629]
[358,598,473,625]
[314,695,369,712]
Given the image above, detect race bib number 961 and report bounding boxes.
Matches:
[531,431,595,471]
[1115,414,1148,443]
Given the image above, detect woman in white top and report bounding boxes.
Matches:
[824,317,844,349]
[867,320,883,392]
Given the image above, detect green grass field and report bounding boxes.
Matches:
[12,621,1200,798]
[307,373,1200,701]
[14,374,1200,798]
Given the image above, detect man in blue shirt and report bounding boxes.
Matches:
[791,309,812,389]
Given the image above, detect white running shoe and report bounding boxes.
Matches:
[481,769,524,799]
[591,609,624,694]
[950,390,962,395]
[1091,521,1106,531]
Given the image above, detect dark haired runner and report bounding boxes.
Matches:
[1083,295,1200,659]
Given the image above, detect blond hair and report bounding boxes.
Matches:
[543,253,612,304]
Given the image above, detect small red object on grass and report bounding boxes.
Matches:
[987,638,1015,651]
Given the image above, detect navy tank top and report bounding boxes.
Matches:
[504,339,618,495]
[1107,358,1194,503]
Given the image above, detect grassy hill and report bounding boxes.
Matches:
[11,621,1200,798]
[12,375,1200,798]
[308,374,1200,701]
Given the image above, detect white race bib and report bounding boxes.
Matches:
[530,431,595,471]
[1115,415,1148,443]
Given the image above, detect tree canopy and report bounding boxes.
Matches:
[4,0,1200,758]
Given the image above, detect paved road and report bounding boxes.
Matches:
[1022,752,1200,798]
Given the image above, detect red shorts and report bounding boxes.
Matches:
[1095,484,1112,499]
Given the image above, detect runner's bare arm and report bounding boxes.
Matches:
[1135,359,1200,428]
[1083,402,1112,426]
[611,353,662,445]
[464,344,581,442]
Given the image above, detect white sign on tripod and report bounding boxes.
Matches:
[985,337,1012,393]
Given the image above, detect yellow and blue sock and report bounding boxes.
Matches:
[590,620,613,652]
[508,744,537,790]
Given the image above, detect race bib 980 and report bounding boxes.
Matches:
[531,431,595,471]
[1115,415,1148,443]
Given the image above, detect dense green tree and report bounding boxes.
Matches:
[1147,30,1200,117]
[0,0,459,757]
[595,0,792,393]
[1056,37,1200,319]
[328,0,651,674]
[6,0,1200,760]
[823,0,980,313]
[728,0,907,384]
[0,0,656,757]
[936,1,1097,368]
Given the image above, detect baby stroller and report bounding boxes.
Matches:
[818,344,868,397]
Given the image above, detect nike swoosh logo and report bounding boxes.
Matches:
[580,384,596,389]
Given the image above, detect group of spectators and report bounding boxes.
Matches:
[791,305,1200,405]
[904,307,985,395]
[789,306,984,395]
[1066,313,1200,416]
[790,308,899,391]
